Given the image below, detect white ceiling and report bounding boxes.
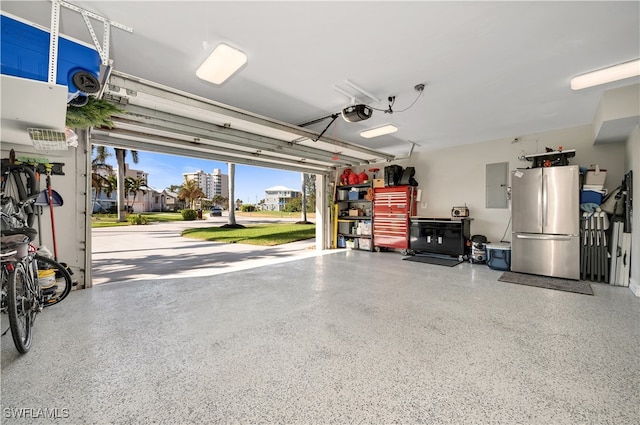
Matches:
[2,1,639,159]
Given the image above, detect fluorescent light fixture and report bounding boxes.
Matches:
[571,59,640,90]
[360,124,398,138]
[196,43,247,84]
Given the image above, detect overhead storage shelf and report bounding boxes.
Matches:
[0,74,67,146]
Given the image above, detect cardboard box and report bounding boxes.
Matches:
[373,179,385,188]
[348,208,362,217]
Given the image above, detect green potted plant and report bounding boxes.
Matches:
[65,96,122,129]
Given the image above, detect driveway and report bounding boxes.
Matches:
[91,214,330,285]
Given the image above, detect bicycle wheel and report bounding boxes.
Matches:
[7,262,34,354]
[34,255,72,307]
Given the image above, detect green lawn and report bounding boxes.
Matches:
[91,211,314,228]
[91,212,183,227]
[181,223,315,246]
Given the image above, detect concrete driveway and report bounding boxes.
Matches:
[91,213,330,285]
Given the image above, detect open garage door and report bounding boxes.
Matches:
[94,70,395,174]
[85,70,397,287]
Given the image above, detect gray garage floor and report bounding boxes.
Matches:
[1,251,639,424]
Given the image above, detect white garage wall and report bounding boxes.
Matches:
[399,124,627,244]
[625,125,639,296]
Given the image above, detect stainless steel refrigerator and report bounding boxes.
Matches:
[511,165,580,280]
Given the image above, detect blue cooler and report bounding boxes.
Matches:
[486,243,511,271]
[580,190,604,205]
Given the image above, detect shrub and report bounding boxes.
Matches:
[127,214,149,225]
[182,209,198,221]
[240,204,256,212]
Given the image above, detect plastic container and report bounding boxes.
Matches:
[1,12,102,103]
[38,269,56,289]
[583,184,605,192]
[486,243,511,271]
[585,169,607,186]
[581,190,604,205]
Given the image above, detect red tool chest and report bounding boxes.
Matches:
[373,186,417,252]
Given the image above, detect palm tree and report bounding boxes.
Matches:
[115,148,139,221]
[125,176,147,211]
[177,177,204,209]
[106,175,118,198]
[90,146,113,212]
[212,194,227,209]
[223,162,244,228]
[296,173,315,224]
[298,173,310,224]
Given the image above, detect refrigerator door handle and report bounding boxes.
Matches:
[516,234,573,241]
[542,173,547,228]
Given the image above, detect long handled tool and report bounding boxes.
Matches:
[580,213,588,280]
[33,167,63,260]
[601,212,609,284]
[34,166,63,257]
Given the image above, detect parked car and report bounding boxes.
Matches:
[1,12,102,106]
[209,206,223,217]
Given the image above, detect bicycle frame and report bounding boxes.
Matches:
[0,247,18,314]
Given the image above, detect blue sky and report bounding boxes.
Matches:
[105,150,304,204]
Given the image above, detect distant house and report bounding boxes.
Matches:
[92,164,181,213]
[163,190,184,212]
[263,185,300,211]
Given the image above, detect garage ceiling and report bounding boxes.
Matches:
[1,1,639,170]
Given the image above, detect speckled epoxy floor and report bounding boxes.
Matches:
[2,251,639,424]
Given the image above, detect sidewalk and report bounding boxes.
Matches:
[91,215,330,285]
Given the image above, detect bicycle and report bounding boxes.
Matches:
[1,231,39,353]
[1,224,73,354]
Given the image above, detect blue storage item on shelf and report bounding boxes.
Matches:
[0,12,101,104]
[486,243,511,271]
[347,190,360,200]
[580,190,604,205]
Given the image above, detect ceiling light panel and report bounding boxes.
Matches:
[571,59,640,90]
[360,124,398,138]
[196,43,247,84]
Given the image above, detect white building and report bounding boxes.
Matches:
[183,168,229,200]
[263,185,301,211]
